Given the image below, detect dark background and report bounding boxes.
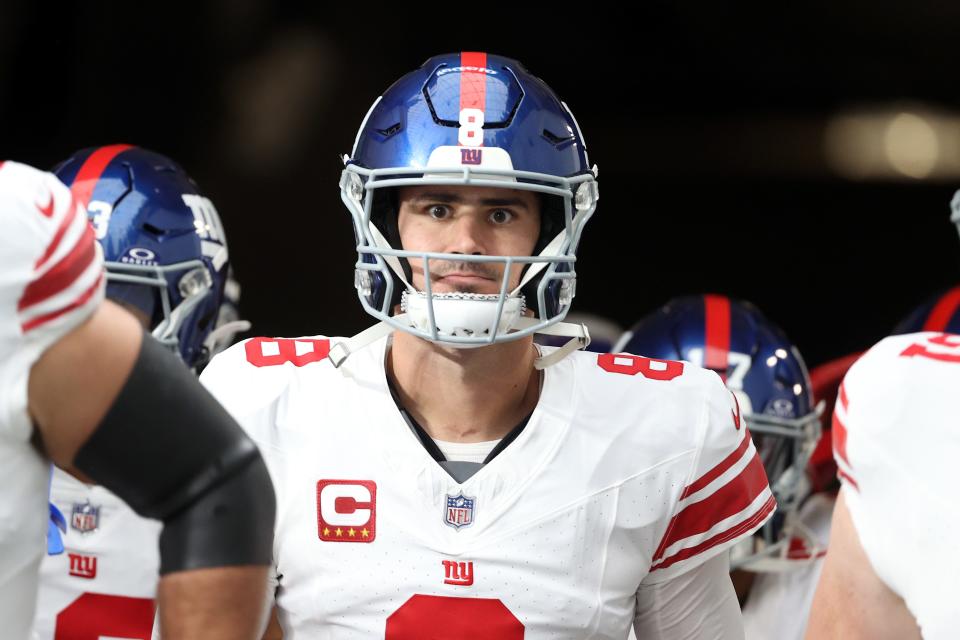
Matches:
[4,2,960,367]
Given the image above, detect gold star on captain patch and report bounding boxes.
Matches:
[348,528,356,537]
[335,528,342,537]
[361,528,369,538]
[323,527,330,536]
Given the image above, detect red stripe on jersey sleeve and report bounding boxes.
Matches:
[69,144,133,208]
[679,429,752,500]
[832,410,851,468]
[838,382,849,411]
[923,286,960,332]
[703,294,731,377]
[653,450,770,562]
[34,193,80,270]
[650,494,776,572]
[21,271,103,333]
[18,221,96,311]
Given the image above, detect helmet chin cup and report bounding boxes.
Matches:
[401,290,526,346]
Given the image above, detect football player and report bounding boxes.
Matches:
[0,160,274,639]
[32,146,250,639]
[616,295,829,640]
[806,201,960,638]
[196,53,775,639]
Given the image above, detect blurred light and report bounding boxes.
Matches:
[766,355,778,367]
[884,112,938,179]
[793,383,803,396]
[824,105,960,181]
[775,348,788,359]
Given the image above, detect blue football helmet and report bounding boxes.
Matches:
[892,286,960,335]
[54,145,243,369]
[616,295,823,572]
[335,52,598,364]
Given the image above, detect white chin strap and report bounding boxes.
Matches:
[329,317,589,369]
[401,290,527,343]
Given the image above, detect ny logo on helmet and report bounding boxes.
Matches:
[460,149,483,165]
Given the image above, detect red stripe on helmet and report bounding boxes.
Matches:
[459,51,488,146]
[68,144,134,208]
[704,294,731,380]
[922,286,960,332]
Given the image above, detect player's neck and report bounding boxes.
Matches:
[387,331,540,444]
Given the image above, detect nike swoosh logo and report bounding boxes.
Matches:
[36,191,54,218]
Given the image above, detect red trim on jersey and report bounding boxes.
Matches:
[33,192,80,269]
[653,449,769,562]
[21,270,102,332]
[837,468,859,491]
[19,220,96,311]
[0,161,6,171]
[459,52,488,116]
[923,286,960,332]
[679,429,752,500]
[650,494,776,572]
[837,381,849,411]
[703,294,731,379]
[69,144,133,208]
[832,410,852,469]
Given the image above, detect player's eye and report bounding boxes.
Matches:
[489,209,513,224]
[428,205,450,220]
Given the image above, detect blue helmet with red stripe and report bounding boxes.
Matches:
[615,295,823,572]
[54,145,241,369]
[892,286,960,335]
[339,52,598,355]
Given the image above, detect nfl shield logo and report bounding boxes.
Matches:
[70,501,100,534]
[444,492,476,530]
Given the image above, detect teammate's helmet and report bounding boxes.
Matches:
[54,145,231,369]
[892,286,960,335]
[340,52,598,347]
[615,295,822,572]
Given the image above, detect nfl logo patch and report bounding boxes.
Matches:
[444,492,476,530]
[70,501,100,534]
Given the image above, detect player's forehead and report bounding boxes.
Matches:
[397,184,539,210]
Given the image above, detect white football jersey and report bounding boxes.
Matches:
[200,335,775,639]
[833,332,960,638]
[31,468,160,639]
[0,161,104,639]
[742,492,834,640]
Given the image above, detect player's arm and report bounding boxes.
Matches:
[635,553,744,640]
[805,490,920,640]
[29,300,275,639]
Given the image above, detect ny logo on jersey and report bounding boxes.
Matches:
[317,480,377,543]
[444,492,476,530]
[70,501,100,534]
[442,560,474,586]
[68,553,97,579]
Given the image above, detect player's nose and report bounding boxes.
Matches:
[445,212,487,256]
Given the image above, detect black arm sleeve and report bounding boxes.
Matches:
[74,332,276,574]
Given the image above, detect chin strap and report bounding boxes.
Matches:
[329,316,590,370]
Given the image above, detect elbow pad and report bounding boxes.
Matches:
[74,333,276,573]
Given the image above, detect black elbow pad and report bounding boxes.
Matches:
[74,333,276,573]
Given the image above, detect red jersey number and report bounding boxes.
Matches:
[244,337,330,367]
[900,333,960,364]
[386,595,524,639]
[597,353,685,381]
[55,593,155,640]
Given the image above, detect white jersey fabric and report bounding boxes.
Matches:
[833,332,960,638]
[0,161,104,639]
[741,492,834,640]
[199,336,775,638]
[31,468,160,639]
